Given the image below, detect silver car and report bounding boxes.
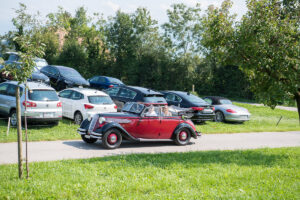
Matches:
[203,96,251,123]
[0,81,62,126]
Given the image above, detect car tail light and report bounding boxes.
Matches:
[22,101,37,107]
[212,106,215,111]
[57,102,62,107]
[191,107,204,111]
[226,109,236,113]
[84,104,94,109]
[108,85,114,88]
[114,105,117,109]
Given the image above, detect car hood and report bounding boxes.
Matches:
[98,112,139,118]
[215,104,250,114]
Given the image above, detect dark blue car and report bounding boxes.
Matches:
[88,76,124,90]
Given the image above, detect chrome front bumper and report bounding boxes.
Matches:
[77,128,103,139]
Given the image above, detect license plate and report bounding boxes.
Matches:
[44,113,54,118]
[203,109,213,114]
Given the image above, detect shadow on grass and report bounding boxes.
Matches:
[71,148,290,168]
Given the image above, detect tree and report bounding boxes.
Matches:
[2,4,45,179]
[234,0,300,121]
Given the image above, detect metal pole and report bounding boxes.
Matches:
[24,83,29,179]
[276,116,283,126]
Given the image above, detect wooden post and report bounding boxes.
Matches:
[7,117,10,136]
[24,84,29,179]
[192,84,195,93]
[16,86,23,179]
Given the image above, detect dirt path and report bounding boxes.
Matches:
[237,102,297,112]
[0,131,299,165]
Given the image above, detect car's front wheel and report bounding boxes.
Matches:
[102,128,122,149]
[81,135,98,143]
[215,111,225,122]
[174,128,191,146]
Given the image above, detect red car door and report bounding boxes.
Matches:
[159,116,181,139]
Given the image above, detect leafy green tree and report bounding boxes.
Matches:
[2,4,45,179]
[234,0,300,121]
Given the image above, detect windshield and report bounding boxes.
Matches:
[88,96,114,104]
[58,68,82,78]
[122,102,144,114]
[107,77,123,84]
[34,59,48,69]
[220,99,232,105]
[143,96,166,103]
[184,94,207,104]
[28,90,59,101]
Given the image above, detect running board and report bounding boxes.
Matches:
[137,139,173,142]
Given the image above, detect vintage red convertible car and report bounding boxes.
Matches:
[77,102,201,149]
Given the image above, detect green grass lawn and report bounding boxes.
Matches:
[0,103,299,142]
[0,147,299,199]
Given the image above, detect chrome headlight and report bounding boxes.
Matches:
[99,117,106,124]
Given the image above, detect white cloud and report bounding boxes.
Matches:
[106,1,120,12]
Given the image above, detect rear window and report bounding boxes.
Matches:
[184,94,207,104]
[29,90,59,101]
[107,77,123,84]
[143,96,166,103]
[88,96,113,104]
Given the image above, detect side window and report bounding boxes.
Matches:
[98,77,106,83]
[70,91,84,100]
[59,90,73,98]
[0,83,9,95]
[106,87,120,96]
[48,67,58,75]
[119,88,137,99]
[165,94,175,101]
[204,98,212,105]
[6,84,23,97]
[89,77,99,82]
[174,95,182,102]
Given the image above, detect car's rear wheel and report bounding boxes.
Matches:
[102,128,122,149]
[9,109,17,127]
[215,111,225,122]
[174,128,191,146]
[74,111,83,125]
[81,135,98,143]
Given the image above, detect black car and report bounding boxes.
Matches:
[88,76,124,90]
[40,65,89,91]
[0,64,50,84]
[161,91,215,123]
[104,85,167,111]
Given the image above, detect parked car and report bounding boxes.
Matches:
[0,81,62,126]
[104,85,167,111]
[77,102,201,149]
[88,76,124,90]
[3,52,48,68]
[203,96,251,123]
[40,65,89,91]
[58,88,117,124]
[0,52,50,83]
[161,91,215,123]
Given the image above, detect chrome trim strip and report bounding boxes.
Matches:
[77,131,86,135]
[77,128,87,132]
[90,135,101,139]
[90,132,102,136]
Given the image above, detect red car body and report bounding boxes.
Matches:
[77,102,201,149]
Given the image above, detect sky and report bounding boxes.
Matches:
[0,0,248,35]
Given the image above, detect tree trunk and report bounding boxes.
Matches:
[295,89,300,125]
[16,86,23,179]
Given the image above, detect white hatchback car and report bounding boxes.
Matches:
[58,88,117,124]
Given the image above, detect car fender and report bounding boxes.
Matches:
[100,122,139,142]
[173,123,197,139]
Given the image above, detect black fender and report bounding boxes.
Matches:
[173,123,197,139]
[99,122,139,142]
